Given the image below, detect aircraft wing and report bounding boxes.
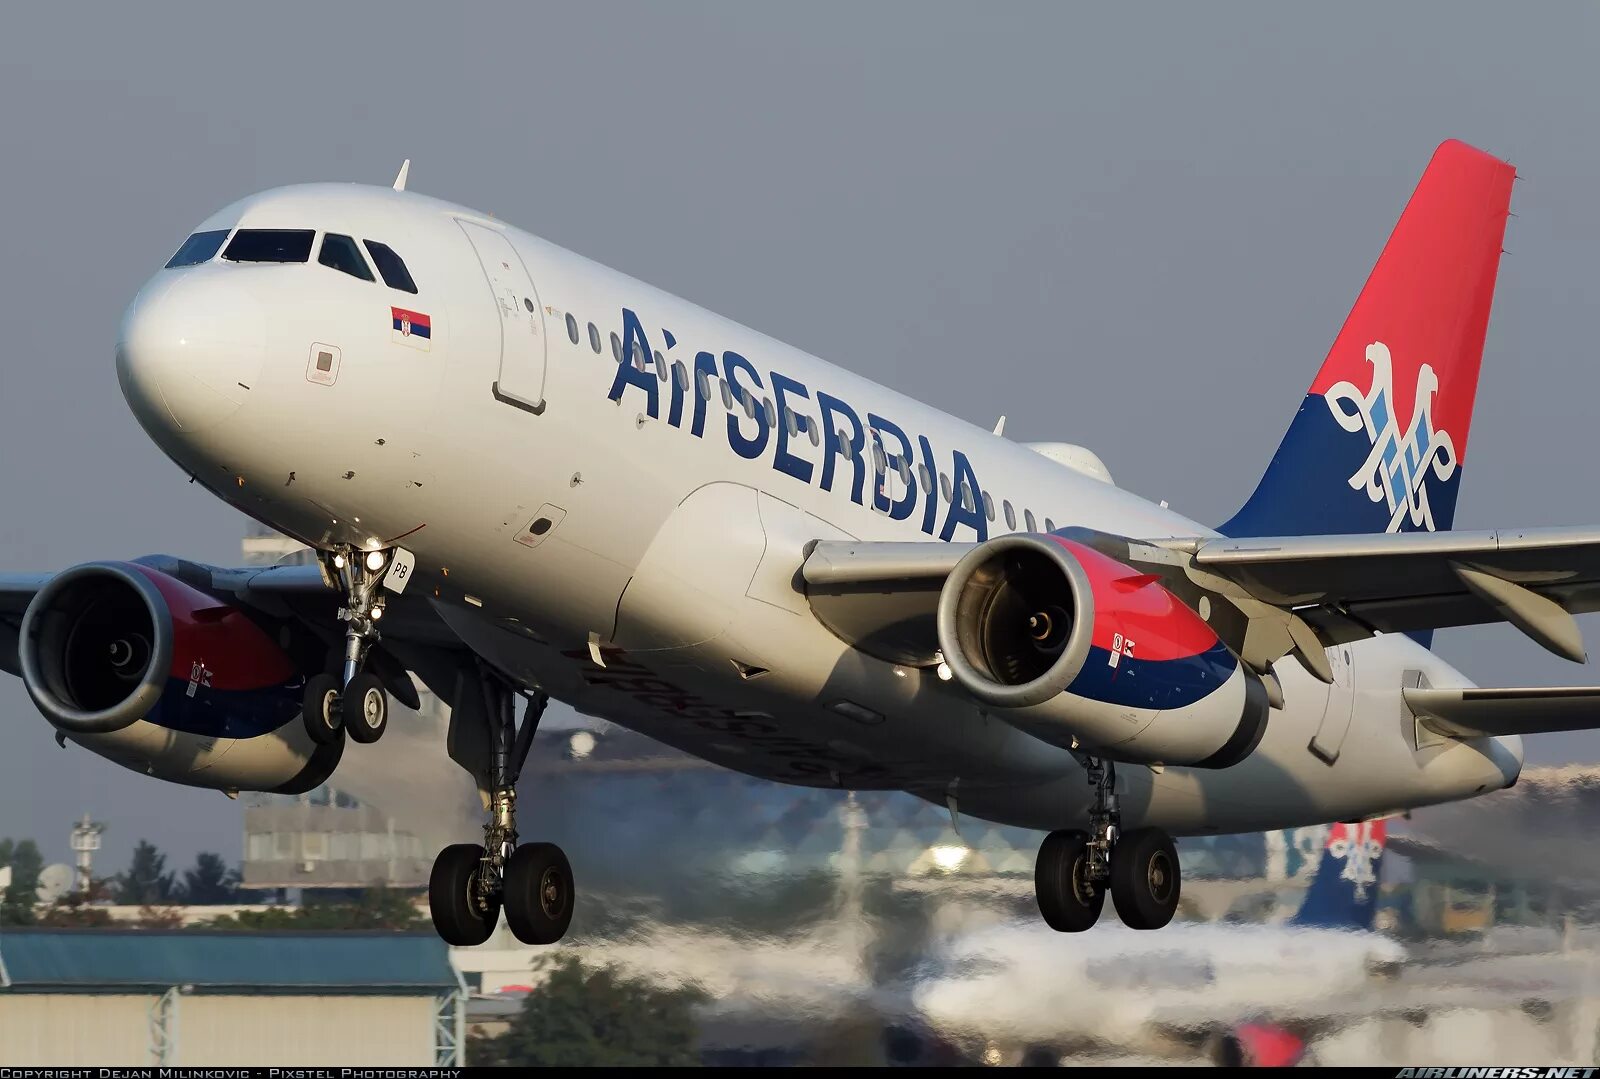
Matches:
[0,573,46,676]
[801,525,1600,729]
[0,559,464,694]
[1163,525,1600,663]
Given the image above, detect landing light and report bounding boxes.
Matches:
[365,550,387,572]
[370,606,384,620]
[930,844,970,872]
[937,662,953,682]
[332,554,346,569]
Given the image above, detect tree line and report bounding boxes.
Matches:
[0,834,426,929]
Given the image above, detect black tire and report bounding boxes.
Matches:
[342,671,388,744]
[302,673,343,745]
[503,842,575,945]
[1110,826,1181,930]
[429,843,501,946]
[1034,830,1104,932]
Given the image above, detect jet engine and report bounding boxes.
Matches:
[936,534,1268,768]
[17,561,339,793]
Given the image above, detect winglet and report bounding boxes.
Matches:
[392,159,411,192]
[993,416,1007,437]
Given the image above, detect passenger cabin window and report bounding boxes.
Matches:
[1045,517,1057,532]
[318,233,374,281]
[565,313,579,344]
[611,332,622,363]
[1003,500,1016,529]
[1025,509,1037,532]
[166,229,229,268]
[588,323,602,354]
[224,229,315,263]
[362,240,418,293]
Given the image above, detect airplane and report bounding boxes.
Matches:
[3,137,1598,949]
[909,820,1402,1054]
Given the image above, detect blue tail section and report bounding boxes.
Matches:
[1288,820,1387,930]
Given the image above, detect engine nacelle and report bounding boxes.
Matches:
[936,534,1268,768]
[18,561,339,793]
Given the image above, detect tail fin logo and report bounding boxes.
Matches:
[1325,820,1385,900]
[1326,342,1459,532]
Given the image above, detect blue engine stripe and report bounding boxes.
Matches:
[1066,639,1237,711]
[145,676,303,739]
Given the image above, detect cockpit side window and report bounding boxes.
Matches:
[223,229,315,263]
[318,233,375,281]
[165,229,230,268]
[363,240,418,294]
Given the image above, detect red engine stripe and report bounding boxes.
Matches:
[1046,537,1222,662]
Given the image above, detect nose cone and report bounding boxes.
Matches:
[116,271,266,436]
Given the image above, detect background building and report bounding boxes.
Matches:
[0,929,463,1065]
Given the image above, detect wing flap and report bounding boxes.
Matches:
[1406,685,1600,738]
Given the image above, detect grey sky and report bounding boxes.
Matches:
[2,2,1598,870]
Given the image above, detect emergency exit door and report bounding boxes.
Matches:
[459,220,547,414]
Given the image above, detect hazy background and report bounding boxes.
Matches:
[2,1,1597,868]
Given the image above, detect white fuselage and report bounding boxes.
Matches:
[109,183,1522,835]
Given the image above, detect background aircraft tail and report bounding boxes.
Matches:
[1288,819,1387,930]
[1220,140,1516,541]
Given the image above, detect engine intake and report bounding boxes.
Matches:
[19,562,173,733]
[936,534,1267,768]
[937,534,1096,709]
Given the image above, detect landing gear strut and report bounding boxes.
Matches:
[428,664,575,947]
[1035,755,1181,932]
[302,545,408,746]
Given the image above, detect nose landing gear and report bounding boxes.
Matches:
[300,545,412,746]
[1034,755,1182,932]
[428,664,575,947]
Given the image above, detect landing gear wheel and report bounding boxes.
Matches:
[1035,830,1104,932]
[429,843,501,946]
[342,671,388,744]
[302,673,343,745]
[1110,826,1181,930]
[503,842,575,945]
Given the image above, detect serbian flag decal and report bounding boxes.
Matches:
[391,306,431,351]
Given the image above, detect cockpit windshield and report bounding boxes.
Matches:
[165,230,229,268]
[363,240,418,294]
[223,229,315,264]
[318,233,374,281]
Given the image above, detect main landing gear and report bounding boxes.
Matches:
[303,545,410,747]
[429,664,575,948]
[1034,756,1182,932]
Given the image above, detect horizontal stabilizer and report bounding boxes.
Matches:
[1405,685,1600,738]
